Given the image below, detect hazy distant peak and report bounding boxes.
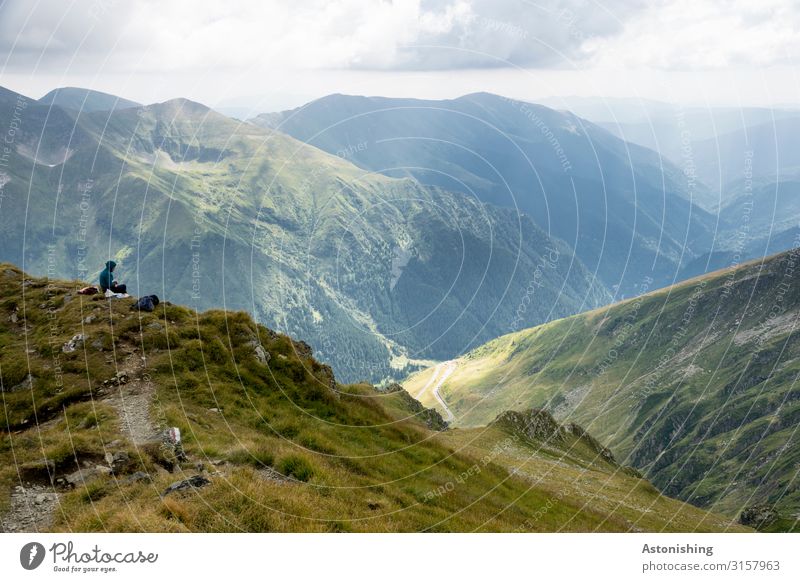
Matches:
[38,86,140,112]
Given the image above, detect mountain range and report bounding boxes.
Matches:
[0,86,608,382]
[2,83,799,532]
[254,92,718,298]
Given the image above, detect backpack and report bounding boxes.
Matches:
[131,295,160,312]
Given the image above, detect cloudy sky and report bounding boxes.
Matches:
[0,0,798,112]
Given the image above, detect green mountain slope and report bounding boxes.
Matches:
[0,265,746,532]
[0,86,609,382]
[254,92,716,296]
[405,249,800,530]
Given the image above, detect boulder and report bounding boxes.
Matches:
[162,475,210,496]
[104,451,132,474]
[254,344,271,365]
[62,334,85,353]
[64,465,112,488]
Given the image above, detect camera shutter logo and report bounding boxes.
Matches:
[20,542,46,570]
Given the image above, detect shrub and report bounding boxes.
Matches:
[277,454,314,482]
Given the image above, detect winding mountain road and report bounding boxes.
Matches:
[414,360,457,423]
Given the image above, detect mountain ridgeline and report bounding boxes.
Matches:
[254,92,717,297]
[405,249,800,530]
[0,86,608,382]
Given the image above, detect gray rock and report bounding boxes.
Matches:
[64,465,111,488]
[254,344,271,365]
[102,371,129,387]
[84,315,96,324]
[34,493,54,505]
[62,334,85,353]
[104,451,131,474]
[3,374,33,393]
[123,472,152,485]
[162,475,210,496]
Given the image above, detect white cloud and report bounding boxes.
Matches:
[0,0,797,84]
[0,0,643,73]
[587,0,800,70]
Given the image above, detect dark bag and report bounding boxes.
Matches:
[131,294,160,312]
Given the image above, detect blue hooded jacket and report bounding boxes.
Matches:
[99,261,116,292]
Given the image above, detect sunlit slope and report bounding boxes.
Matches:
[406,249,800,527]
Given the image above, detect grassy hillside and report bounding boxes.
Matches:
[0,265,745,532]
[405,249,800,530]
[0,86,608,382]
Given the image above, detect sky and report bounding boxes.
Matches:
[0,0,798,113]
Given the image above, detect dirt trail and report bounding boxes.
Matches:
[0,486,59,533]
[107,350,160,445]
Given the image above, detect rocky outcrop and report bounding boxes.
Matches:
[739,505,778,530]
[492,409,620,467]
[254,344,271,365]
[564,422,616,464]
[384,383,448,431]
[492,409,564,443]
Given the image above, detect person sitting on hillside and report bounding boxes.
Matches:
[99,260,127,294]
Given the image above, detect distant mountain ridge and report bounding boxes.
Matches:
[38,86,141,112]
[254,92,717,297]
